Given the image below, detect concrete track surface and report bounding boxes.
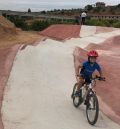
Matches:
[2,39,120,129]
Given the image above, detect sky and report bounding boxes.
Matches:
[0,0,120,11]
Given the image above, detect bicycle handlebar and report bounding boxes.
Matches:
[76,75,106,81]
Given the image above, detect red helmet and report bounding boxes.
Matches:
[87,50,98,57]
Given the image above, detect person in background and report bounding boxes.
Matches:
[81,11,87,25]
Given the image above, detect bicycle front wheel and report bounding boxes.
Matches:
[86,90,99,125]
[72,83,83,108]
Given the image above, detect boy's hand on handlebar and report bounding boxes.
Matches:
[98,76,105,81]
[95,75,106,81]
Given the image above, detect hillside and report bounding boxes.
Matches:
[0,15,16,38]
[0,15,43,48]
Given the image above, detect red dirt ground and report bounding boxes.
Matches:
[0,45,21,129]
[96,26,118,34]
[39,24,81,41]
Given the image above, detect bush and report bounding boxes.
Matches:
[86,19,98,26]
[85,19,120,28]
[8,17,29,30]
[31,20,50,31]
[102,20,111,27]
[14,19,28,30]
[96,20,106,26]
[113,22,120,28]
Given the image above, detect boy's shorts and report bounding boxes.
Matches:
[80,74,91,83]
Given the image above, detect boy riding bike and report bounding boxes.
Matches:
[72,50,104,97]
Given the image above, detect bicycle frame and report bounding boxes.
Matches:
[82,79,96,101]
[72,76,105,125]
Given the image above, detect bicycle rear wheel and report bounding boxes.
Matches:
[86,90,99,125]
[72,83,83,108]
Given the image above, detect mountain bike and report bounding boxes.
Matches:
[71,76,105,125]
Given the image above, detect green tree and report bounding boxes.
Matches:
[31,21,50,31]
[93,7,102,13]
[41,11,46,14]
[117,4,120,8]
[85,5,93,11]
[28,8,31,13]
[110,6,115,14]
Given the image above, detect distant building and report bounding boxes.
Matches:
[96,2,106,7]
[89,14,120,20]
